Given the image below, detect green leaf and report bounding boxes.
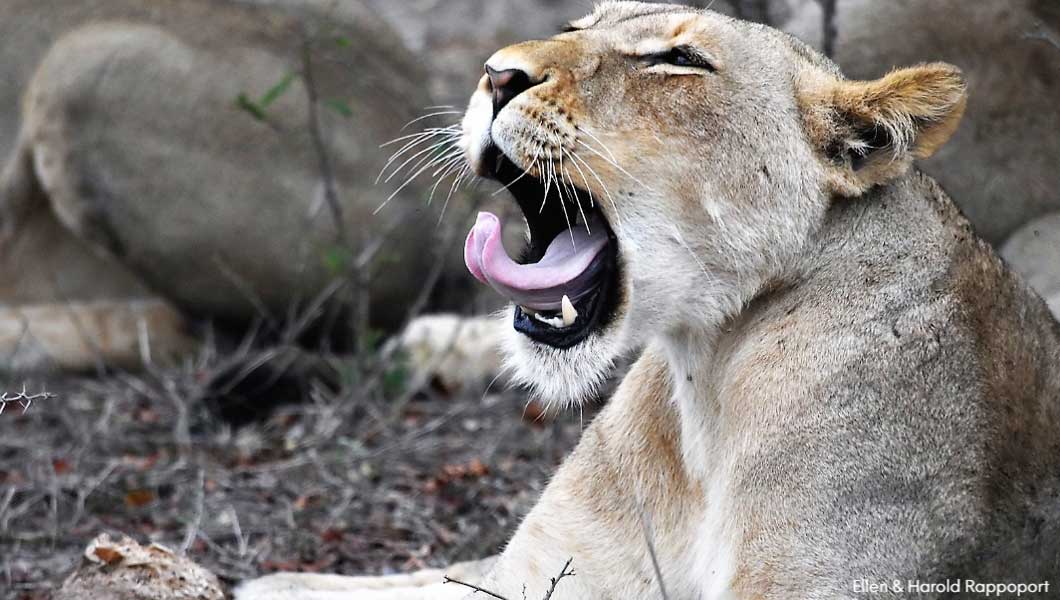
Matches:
[322,245,355,274]
[259,73,296,108]
[382,362,409,397]
[324,98,353,118]
[334,36,352,48]
[235,93,267,121]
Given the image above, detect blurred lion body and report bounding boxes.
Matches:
[236,3,1060,599]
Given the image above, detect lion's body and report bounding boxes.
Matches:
[239,172,1060,600]
[237,2,1060,598]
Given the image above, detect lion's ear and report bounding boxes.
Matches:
[800,62,967,196]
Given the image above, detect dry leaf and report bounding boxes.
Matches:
[125,489,155,508]
[92,546,124,565]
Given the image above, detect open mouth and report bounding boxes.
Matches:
[464,146,621,349]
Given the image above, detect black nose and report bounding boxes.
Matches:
[485,65,538,116]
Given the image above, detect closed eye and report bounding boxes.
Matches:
[641,45,716,72]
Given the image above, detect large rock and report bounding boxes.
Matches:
[1002,211,1060,318]
[0,0,474,330]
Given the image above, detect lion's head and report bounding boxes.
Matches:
[460,1,966,405]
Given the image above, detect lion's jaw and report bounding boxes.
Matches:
[459,1,967,408]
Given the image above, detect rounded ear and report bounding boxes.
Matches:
[799,62,967,196]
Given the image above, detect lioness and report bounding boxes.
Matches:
[238,2,1060,598]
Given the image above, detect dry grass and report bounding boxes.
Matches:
[0,347,591,599]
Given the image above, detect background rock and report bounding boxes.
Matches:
[784,0,1060,245]
[1002,211,1060,317]
[55,534,224,600]
[0,0,477,332]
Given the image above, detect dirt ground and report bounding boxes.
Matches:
[0,347,593,599]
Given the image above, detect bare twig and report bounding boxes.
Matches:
[299,25,346,244]
[443,575,510,600]
[540,558,576,600]
[443,558,574,600]
[0,384,55,415]
[180,469,206,554]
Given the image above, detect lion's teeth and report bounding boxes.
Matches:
[532,312,565,328]
[561,295,578,327]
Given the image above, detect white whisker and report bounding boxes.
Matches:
[569,151,625,236]
[376,128,460,184]
[565,147,597,210]
[375,146,463,215]
[438,165,472,226]
[548,152,577,249]
[401,110,463,131]
[427,155,467,205]
[576,139,655,192]
[560,150,592,236]
[575,126,618,163]
[491,166,535,196]
[539,148,555,215]
[379,125,459,148]
[383,139,459,184]
[671,225,716,286]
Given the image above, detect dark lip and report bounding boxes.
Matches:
[480,143,622,349]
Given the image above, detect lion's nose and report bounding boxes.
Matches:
[485,65,539,116]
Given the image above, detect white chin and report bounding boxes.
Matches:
[500,308,627,408]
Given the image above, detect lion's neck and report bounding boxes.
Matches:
[654,250,812,481]
[660,325,722,481]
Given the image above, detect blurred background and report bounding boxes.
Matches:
[0,1,1057,598]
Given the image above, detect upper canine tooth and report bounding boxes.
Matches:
[561,295,578,327]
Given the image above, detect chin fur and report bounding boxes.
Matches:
[499,306,627,408]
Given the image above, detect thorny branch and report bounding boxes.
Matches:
[0,385,55,415]
[443,558,575,600]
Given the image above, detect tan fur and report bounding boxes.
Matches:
[237,3,1060,599]
[799,63,967,195]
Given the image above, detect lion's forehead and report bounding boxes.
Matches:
[572,1,696,31]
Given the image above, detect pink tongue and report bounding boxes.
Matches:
[465,211,608,311]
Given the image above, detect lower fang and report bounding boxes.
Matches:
[561,295,578,327]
